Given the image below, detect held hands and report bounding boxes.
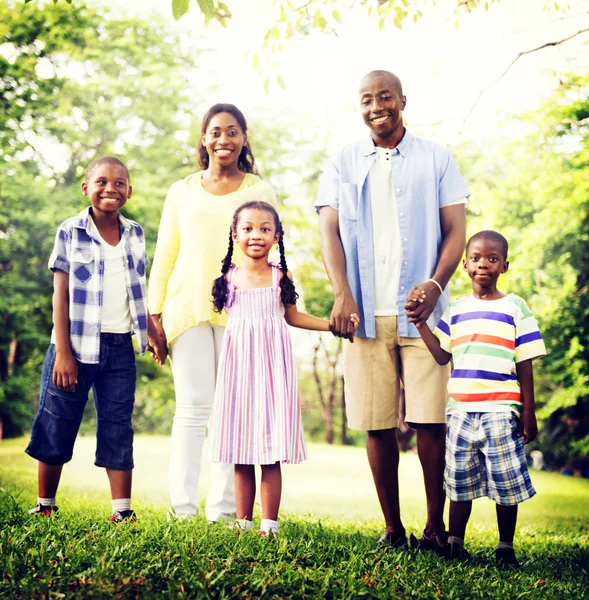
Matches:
[404,280,442,328]
[147,315,168,366]
[518,409,538,445]
[330,291,359,343]
[53,350,78,393]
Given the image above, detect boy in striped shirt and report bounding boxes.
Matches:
[406,230,546,568]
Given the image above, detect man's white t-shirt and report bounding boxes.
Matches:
[369,146,468,317]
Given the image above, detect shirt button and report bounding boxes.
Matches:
[403,237,408,242]
[400,212,405,217]
[395,187,401,193]
[403,260,408,265]
[400,286,405,290]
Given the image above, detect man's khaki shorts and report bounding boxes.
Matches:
[344,316,449,431]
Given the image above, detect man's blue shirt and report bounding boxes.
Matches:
[315,129,470,339]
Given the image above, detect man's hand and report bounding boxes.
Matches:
[519,409,538,445]
[53,350,78,392]
[404,280,441,326]
[330,291,359,342]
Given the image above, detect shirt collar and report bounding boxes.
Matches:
[73,206,132,234]
[362,127,413,158]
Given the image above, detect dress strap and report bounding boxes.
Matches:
[271,262,281,290]
[228,264,236,284]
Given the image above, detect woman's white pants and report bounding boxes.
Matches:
[168,323,235,520]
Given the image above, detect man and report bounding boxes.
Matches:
[315,70,469,549]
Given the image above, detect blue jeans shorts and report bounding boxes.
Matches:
[445,412,536,506]
[26,333,136,470]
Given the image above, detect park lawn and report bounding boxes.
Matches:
[1,435,588,599]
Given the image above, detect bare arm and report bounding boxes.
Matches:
[414,321,452,366]
[284,303,330,332]
[516,359,537,444]
[318,206,358,340]
[405,203,466,325]
[52,270,78,392]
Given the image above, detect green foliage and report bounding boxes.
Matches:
[0,1,201,437]
[453,69,589,466]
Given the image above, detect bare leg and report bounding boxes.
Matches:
[106,469,132,499]
[496,504,518,543]
[449,500,472,541]
[366,429,404,536]
[260,463,282,521]
[38,462,63,498]
[412,423,446,535]
[235,464,256,520]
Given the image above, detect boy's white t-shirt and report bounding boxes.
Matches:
[88,216,132,334]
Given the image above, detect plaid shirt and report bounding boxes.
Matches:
[49,207,149,364]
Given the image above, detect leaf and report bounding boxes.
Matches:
[252,53,259,69]
[172,0,190,21]
[264,78,270,94]
[332,9,340,23]
[277,74,285,90]
[196,0,215,19]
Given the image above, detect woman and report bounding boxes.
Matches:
[148,104,277,520]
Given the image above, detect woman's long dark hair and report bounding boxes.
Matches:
[212,201,299,312]
[198,103,258,175]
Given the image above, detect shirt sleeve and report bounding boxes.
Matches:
[438,150,470,208]
[48,223,71,274]
[147,181,181,315]
[314,154,340,212]
[514,298,547,363]
[433,305,452,354]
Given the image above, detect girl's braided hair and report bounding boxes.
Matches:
[212,201,299,312]
[198,103,258,176]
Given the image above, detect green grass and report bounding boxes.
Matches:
[1,436,588,599]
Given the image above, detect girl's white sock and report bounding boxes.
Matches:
[260,519,279,534]
[38,497,57,506]
[112,498,132,513]
[235,519,254,529]
[448,536,464,547]
[496,541,514,550]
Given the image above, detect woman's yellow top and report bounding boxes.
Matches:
[147,171,277,343]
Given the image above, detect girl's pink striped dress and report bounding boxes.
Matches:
[207,264,307,465]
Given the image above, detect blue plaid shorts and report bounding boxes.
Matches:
[445,412,536,506]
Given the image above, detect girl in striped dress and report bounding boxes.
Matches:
[208,201,358,536]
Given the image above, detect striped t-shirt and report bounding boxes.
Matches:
[434,294,546,416]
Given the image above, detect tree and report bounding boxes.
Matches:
[453,69,589,466]
[0,1,204,436]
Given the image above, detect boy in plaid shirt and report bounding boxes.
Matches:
[26,156,160,522]
[406,230,546,567]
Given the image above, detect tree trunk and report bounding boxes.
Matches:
[340,377,349,445]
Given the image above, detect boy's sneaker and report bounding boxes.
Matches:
[28,503,58,516]
[109,509,137,523]
[495,547,520,569]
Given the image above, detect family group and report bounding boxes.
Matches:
[24,70,545,567]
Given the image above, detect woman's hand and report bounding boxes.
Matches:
[148,314,168,366]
